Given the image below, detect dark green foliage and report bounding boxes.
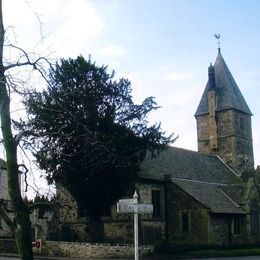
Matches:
[19,56,174,218]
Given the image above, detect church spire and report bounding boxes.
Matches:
[195,49,254,174]
[195,50,252,116]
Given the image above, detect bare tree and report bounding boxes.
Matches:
[0,1,50,258]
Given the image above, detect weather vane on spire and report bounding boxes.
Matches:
[214,33,221,50]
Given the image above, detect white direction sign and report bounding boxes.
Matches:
[137,204,153,214]
[117,202,153,214]
[118,198,135,204]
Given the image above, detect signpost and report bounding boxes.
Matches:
[117,202,153,214]
[117,191,153,260]
[118,198,135,204]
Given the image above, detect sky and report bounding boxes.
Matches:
[3,0,260,195]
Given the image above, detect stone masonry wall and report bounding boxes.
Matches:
[104,182,165,244]
[56,185,78,222]
[103,218,133,243]
[167,182,209,243]
[46,241,153,259]
[196,109,254,173]
[196,114,211,156]
[0,239,153,258]
[0,239,17,253]
[217,110,254,173]
[56,182,165,244]
[208,215,230,244]
[137,182,166,243]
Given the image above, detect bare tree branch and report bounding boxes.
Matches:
[4,44,52,68]
[24,0,45,40]
[3,44,53,87]
[28,200,62,211]
[15,130,41,145]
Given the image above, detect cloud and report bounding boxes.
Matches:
[47,0,105,57]
[165,71,192,81]
[58,0,105,40]
[4,0,35,26]
[4,0,106,58]
[98,45,125,58]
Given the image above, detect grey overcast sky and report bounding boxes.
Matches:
[3,0,260,194]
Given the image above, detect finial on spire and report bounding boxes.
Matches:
[214,33,221,52]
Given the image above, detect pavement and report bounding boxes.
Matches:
[2,254,260,260]
[0,254,89,260]
[0,253,134,260]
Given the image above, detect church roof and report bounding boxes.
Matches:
[195,50,252,116]
[139,146,245,214]
[172,179,245,214]
[139,146,241,185]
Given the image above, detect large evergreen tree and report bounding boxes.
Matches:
[20,56,174,229]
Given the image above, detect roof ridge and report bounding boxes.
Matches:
[219,188,240,208]
[171,177,228,186]
[216,155,239,177]
[170,146,228,160]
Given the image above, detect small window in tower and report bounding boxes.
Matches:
[240,117,245,133]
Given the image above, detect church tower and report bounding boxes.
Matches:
[195,49,254,174]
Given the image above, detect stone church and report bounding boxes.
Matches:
[56,49,260,245]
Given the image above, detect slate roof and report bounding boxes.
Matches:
[195,50,252,116]
[172,179,245,214]
[139,146,244,214]
[221,184,246,205]
[139,146,241,185]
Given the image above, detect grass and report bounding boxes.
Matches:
[180,248,260,258]
[148,242,260,259]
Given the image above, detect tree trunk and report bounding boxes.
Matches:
[0,1,33,259]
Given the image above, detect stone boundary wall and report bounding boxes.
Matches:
[0,238,17,253]
[46,241,153,258]
[0,239,153,258]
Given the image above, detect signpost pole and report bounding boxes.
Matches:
[133,191,139,260]
[117,191,152,259]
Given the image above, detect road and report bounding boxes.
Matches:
[190,257,260,260]
[1,256,260,260]
[0,256,86,260]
